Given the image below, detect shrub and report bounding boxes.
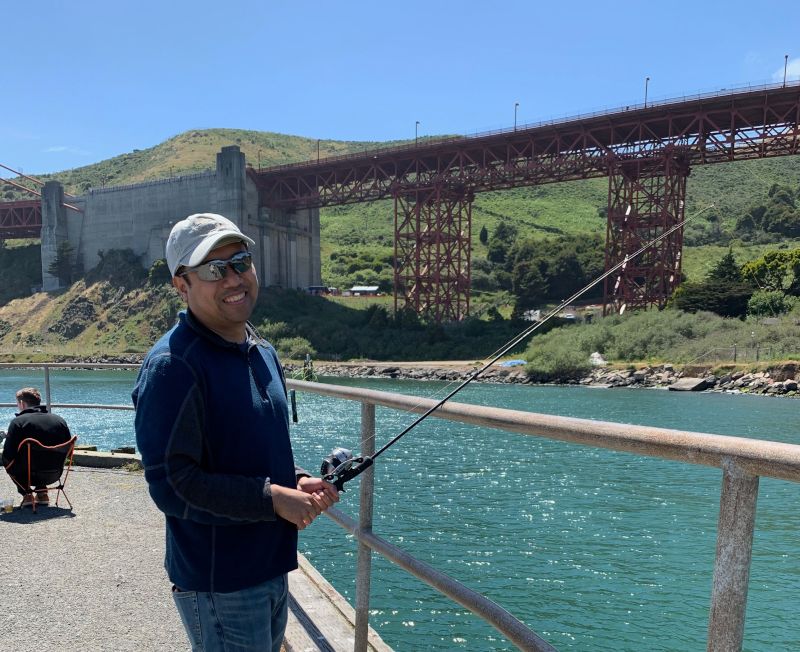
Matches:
[86,249,147,289]
[526,341,592,382]
[747,290,794,316]
[276,336,316,360]
[670,280,752,318]
[147,258,172,286]
[258,321,292,341]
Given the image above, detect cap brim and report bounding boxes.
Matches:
[184,231,256,268]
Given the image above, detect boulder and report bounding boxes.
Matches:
[668,377,710,392]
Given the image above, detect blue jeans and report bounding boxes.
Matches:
[172,574,289,652]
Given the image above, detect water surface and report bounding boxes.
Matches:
[1,369,798,651]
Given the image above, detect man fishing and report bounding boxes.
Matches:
[133,212,339,652]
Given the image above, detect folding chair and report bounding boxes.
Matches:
[4,436,77,513]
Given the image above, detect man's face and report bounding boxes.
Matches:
[172,241,259,341]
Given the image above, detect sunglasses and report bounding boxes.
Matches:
[180,251,253,282]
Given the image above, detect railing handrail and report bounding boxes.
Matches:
[0,362,140,369]
[0,402,133,411]
[287,379,800,482]
[287,377,798,651]
[325,505,557,652]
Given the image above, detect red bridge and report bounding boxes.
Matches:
[4,82,799,320]
[249,81,800,320]
[0,199,43,239]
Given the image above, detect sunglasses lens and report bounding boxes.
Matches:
[192,252,252,281]
[196,264,225,282]
[230,252,253,273]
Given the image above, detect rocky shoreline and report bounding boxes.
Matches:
[286,361,800,397]
[13,355,800,398]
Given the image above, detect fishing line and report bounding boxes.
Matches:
[320,203,716,491]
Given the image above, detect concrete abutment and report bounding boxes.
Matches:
[39,146,320,291]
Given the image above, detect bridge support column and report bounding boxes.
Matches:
[216,145,246,227]
[393,185,472,323]
[603,153,689,315]
[41,181,69,291]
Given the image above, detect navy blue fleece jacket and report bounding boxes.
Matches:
[132,310,305,592]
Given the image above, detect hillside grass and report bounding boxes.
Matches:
[3,127,800,364]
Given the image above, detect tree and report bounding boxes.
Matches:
[479,225,488,245]
[736,185,800,237]
[512,261,548,312]
[747,290,794,316]
[48,241,75,286]
[671,280,752,318]
[741,250,800,293]
[147,258,172,286]
[486,222,518,264]
[707,250,741,283]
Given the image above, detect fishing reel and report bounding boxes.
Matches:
[321,446,374,492]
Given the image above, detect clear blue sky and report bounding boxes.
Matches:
[3,0,799,176]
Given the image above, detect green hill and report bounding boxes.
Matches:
[2,127,800,340]
[2,128,415,197]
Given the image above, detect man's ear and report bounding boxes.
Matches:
[172,276,189,300]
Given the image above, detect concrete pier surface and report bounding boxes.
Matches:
[0,467,391,652]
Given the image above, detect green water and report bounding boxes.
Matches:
[1,369,799,651]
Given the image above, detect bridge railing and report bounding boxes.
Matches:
[287,377,800,652]
[260,79,800,174]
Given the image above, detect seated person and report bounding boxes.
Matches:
[2,387,72,507]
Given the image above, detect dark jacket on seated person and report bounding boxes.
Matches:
[2,405,72,466]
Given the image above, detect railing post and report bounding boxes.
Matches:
[44,364,52,410]
[354,402,376,651]
[707,459,759,652]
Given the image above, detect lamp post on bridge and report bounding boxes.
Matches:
[784,54,789,87]
[257,149,262,169]
[514,102,519,131]
[415,121,420,146]
[644,76,650,108]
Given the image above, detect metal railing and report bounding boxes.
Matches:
[685,345,794,364]
[287,378,800,652]
[3,362,796,650]
[0,362,138,411]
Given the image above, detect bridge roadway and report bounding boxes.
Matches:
[4,81,799,235]
[249,81,800,207]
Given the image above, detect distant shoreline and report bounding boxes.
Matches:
[4,355,798,398]
[284,360,800,397]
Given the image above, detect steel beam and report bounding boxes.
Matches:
[603,153,689,314]
[394,185,472,323]
[252,83,800,209]
[0,200,43,239]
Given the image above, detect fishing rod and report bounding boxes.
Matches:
[321,203,715,491]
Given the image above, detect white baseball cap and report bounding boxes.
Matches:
[166,213,255,276]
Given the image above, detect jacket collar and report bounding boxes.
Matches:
[15,405,48,417]
[181,310,264,350]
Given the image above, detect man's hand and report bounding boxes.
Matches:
[271,483,335,530]
[297,476,340,511]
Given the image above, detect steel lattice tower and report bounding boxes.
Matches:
[394,184,472,322]
[603,152,690,315]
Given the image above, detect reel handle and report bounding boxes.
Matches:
[324,456,374,492]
